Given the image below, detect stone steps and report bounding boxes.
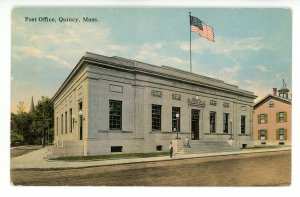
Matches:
[178,140,240,154]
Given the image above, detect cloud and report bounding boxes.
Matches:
[12,22,113,68]
[241,79,271,103]
[12,46,70,67]
[133,42,189,69]
[179,36,268,55]
[219,65,241,85]
[256,65,272,73]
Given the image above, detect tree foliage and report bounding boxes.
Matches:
[11,96,54,146]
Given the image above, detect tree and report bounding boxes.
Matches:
[30,96,54,146]
[16,101,26,114]
[11,96,54,146]
[11,112,33,145]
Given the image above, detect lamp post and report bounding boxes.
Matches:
[176,113,180,139]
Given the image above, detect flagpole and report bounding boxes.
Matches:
[189,12,192,73]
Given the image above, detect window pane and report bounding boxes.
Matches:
[210,112,216,133]
[109,100,122,129]
[152,105,161,130]
[223,113,229,133]
[241,116,246,134]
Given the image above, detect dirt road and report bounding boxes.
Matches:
[11,150,291,186]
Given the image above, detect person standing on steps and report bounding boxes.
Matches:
[169,142,173,158]
[185,136,191,148]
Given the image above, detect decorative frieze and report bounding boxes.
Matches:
[151,90,162,97]
[172,93,181,100]
[210,100,217,106]
[223,102,229,108]
[188,97,205,107]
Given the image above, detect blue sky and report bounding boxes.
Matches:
[11,8,292,112]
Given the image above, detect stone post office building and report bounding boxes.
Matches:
[51,52,256,157]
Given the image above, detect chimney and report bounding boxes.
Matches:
[273,88,277,96]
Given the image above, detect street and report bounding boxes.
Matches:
[11,150,291,186]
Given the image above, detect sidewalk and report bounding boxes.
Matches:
[10,146,291,170]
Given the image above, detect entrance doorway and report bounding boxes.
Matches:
[191,109,200,140]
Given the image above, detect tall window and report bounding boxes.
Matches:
[152,105,161,131]
[210,111,216,133]
[172,107,180,132]
[65,111,67,134]
[109,100,122,130]
[223,113,229,133]
[61,114,63,134]
[241,116,246,134]
[70,108,72,133]
[56,117,58,136]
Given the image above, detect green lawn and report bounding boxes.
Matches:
[51,152,169,161]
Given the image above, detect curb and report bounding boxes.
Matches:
[11,147,291,171]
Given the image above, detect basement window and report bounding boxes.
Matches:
[156,145,163,151]
[111,146,123,153]
[279,142,285,145]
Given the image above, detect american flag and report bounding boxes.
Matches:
[190,15,215,42]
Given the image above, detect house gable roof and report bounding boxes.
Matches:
[254,94,292,110]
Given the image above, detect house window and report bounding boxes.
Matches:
[152,105,161,131]
[223,113,229,133]
[269,101,274,108]
[69,108,72,133]
[277,112,286,122]
[241,116,246,134]
[259,114,267,124]
[210,111,216,133]
[172,107,180,132]
[277,128,287,141]
[109,100,122,130]
[279,128,285,140]
[259,129,267,141]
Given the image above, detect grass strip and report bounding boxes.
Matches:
[51,152,169,161]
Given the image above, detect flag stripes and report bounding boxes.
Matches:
[190,15,215,42]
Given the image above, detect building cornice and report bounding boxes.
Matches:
[52,52,257,102]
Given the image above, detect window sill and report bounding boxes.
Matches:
[238,134,250,136]
[98,130,133,133]
[204,133,231,135]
